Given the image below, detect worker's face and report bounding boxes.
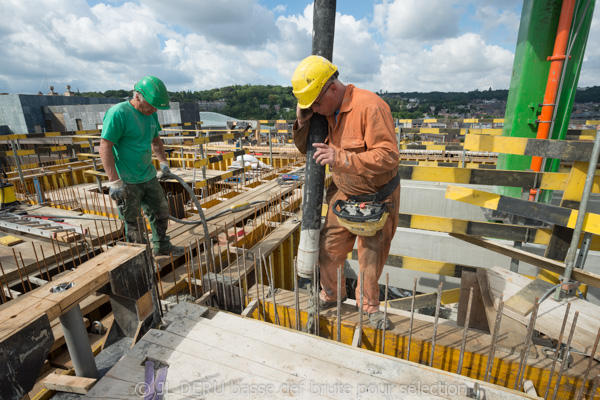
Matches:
[311,81,335,116]
[138,98,157,116]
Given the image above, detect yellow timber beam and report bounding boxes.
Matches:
[446,185,600,236]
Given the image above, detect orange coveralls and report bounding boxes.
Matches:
[293,84,400,313]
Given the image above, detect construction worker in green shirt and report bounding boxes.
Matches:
[99,76,184,257]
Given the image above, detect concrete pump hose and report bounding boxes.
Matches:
[160,171,213,269]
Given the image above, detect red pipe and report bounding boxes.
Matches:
[529,0,577,201]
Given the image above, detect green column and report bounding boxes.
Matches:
[496,0,596,202]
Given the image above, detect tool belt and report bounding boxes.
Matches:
[332,171,399,236]
[345,170,400,203]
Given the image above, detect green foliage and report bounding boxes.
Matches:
[74,85,600,120]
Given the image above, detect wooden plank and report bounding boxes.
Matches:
[449,233,600,289]
[446,185,600,236]
[41,373,96,394]
[464,135,595,161]
[396,213,557,247]
[476,268,537,357]
[504,278,555,316]
[398,165,573,191]
[486,267,600,360]
[387,288,460,310]
[457,271,489,331]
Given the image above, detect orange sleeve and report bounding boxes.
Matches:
[292,119,310,154]
[331,104,398,178]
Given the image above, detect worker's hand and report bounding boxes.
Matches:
[296,105,313,127]
[312,143,335,166]
[108,179,125,201]
[157,161,171,180]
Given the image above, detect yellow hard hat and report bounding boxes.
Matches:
[291,55,337,109]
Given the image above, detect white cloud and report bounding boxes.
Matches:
[140,0,278,47]
[373,0,461,42]
[0,0,597,96]
[378,33,514,91]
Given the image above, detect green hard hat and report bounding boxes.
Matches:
[134,76,170,110]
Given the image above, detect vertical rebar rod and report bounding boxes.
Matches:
[169,253,179,304]
[236,246,243,313]
[203,244,214,307]
[381,273,389,354]
[575,326,600,400]
[242,247,249,311]
[184,247,192,296]
[429,282,443,367]
[30,243,44,280]
[407,277,417,361]
[485,294,504,383]
[194,238,204,297]
[0,261,13,299]
[514,297,540,391]
[12,249,30,291]
[551,312,579,400]
[259,250,267,321]
[544,302,572,399]
[210,239,221,307]
[357,270,364,347]
[456,287,474,375]
[294,257,300,331]
[265,254,280,325]
[337,265,342,342]
[315,263,320,335]
[254,252,262,321]
[217,239,229,311]
[39,246,51,282]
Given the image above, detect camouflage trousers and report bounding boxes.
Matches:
[114,177,173,254]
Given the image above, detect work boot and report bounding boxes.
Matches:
[153,245,185,257]
[318,295,347,310]
[367,310,391,330]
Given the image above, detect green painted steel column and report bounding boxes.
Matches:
[497,0,596,201]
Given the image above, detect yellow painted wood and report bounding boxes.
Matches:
[587,120,600,125]
[468,128,502,135]
[445,185,501,209]
[0,235,24,246]
[400,256,464,277]
[421,128,440,134]
[410,166,470,183]
[397,119,412,123]
[251,298,589,398]
[464,135,528,154]
[493,119,504,123]
[423,119,437,123]
[411,214,469,233]
[464,118,479,123]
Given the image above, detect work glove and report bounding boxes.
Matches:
[157,161,171,181]
[108,179,125,201]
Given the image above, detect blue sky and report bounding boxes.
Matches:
[0,0,597,94]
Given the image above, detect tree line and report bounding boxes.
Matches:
[75,85,600,120]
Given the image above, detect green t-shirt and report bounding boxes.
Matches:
[101,101,161,184]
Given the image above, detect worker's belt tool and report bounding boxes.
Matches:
[332,171,399,237]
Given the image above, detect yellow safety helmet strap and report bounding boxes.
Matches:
[291,55,337,109]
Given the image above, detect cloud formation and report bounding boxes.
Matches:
[0,0,597,95]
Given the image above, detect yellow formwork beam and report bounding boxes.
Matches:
[250,295,589,398]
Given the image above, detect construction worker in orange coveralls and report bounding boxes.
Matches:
[291,55,400,329]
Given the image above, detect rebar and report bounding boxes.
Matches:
[357,270,364,347]
[456,287,473,375]
[551,312,579,400]
[294,256,300,331]
[169,252,179,304]
[544,302,572,399]
[337,265,342,342]
[575,326,600,400]
[514,297,540,391]
[381,273,389,354]
[429,282,443,367]
[485,294,504,382]
[407,277,417,361]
